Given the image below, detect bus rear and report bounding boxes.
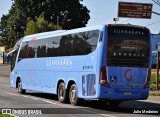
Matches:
[99,24,151,101]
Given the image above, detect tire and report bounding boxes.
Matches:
[17,79,26,94]
[58,82,66,103]
[69,84,80,106]
[108,100,121,106]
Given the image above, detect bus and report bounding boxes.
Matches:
[10,24,151,106]
[151,42,160,68]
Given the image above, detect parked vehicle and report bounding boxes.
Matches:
[151,42,160,68]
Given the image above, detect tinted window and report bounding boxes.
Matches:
[18,42,28,61]
[11,45,20,71]
[37,39,47,57]
[60,35,73,56]
[27,40,36,58]
[72,33,85,55]
[108,26,150,67]
[18,30,99,59]
[47,36,61,57]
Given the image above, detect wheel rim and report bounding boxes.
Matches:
[59,87,65,100]
[70,87,76,103]
[18,81,22,92]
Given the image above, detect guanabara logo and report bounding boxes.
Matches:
[114,29,144,35]
[124,69,132,81]
[46,59,72,67]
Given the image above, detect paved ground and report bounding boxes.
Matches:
[148,95,160,102]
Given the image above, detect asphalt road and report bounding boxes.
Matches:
[0,64,160,117]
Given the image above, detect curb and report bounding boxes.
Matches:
[147,96,160,103]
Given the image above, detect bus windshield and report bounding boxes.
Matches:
[108,26,150,67]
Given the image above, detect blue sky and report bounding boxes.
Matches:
[0,0,160,34]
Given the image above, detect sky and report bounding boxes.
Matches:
[0,0,160,34]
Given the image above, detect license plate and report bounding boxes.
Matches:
[123,91,132,95]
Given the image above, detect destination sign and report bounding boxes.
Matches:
[118,2,153,19]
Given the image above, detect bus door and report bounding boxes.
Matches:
[10,49,18,88]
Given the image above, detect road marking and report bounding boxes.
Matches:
[41,99,58,105]
[21,95,40,100]
[1,90,19,96]
[100,114,116,117]
[1,90,117,117]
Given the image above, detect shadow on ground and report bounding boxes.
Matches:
[24,92,160,115]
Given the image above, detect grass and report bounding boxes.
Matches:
[0,112,14,117]
[150,73,160,96]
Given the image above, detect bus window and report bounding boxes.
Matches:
[11,49,18,71]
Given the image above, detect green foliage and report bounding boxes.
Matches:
[24,20,38,36]
[24,16,60,36]
[0,112,14,117]
[150,73,160,91]
[0,0,90,49]
[0,38,2,46]
[150,83,157,91]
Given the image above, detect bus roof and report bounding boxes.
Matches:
[22,25,104,42]
[21,24,148,42]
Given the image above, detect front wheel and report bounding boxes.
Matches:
[69,84,81,106]
[17,79,26,94]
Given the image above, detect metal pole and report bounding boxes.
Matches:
[57,16,59,30]
[152,11,160,16]
[113,18,119,24]
[156,51,159,90]
[2,52,4,64]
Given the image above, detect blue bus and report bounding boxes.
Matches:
[152,50,157,68]
[10,24,151,106]
[151,42,160,68]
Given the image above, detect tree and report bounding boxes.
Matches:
[43,0,90,29]
[24,19,38,36]
[0,0,90,49]
[24,16,60,35]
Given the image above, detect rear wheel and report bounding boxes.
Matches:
[108,100,121,106]
[58,82,66,103]
[17,79,26,94]
[69,84,80,106]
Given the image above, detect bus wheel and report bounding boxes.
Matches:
[17,79,26,94]
[108,100,121,106]
[69,84,80,106]
[58,82,66,103]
